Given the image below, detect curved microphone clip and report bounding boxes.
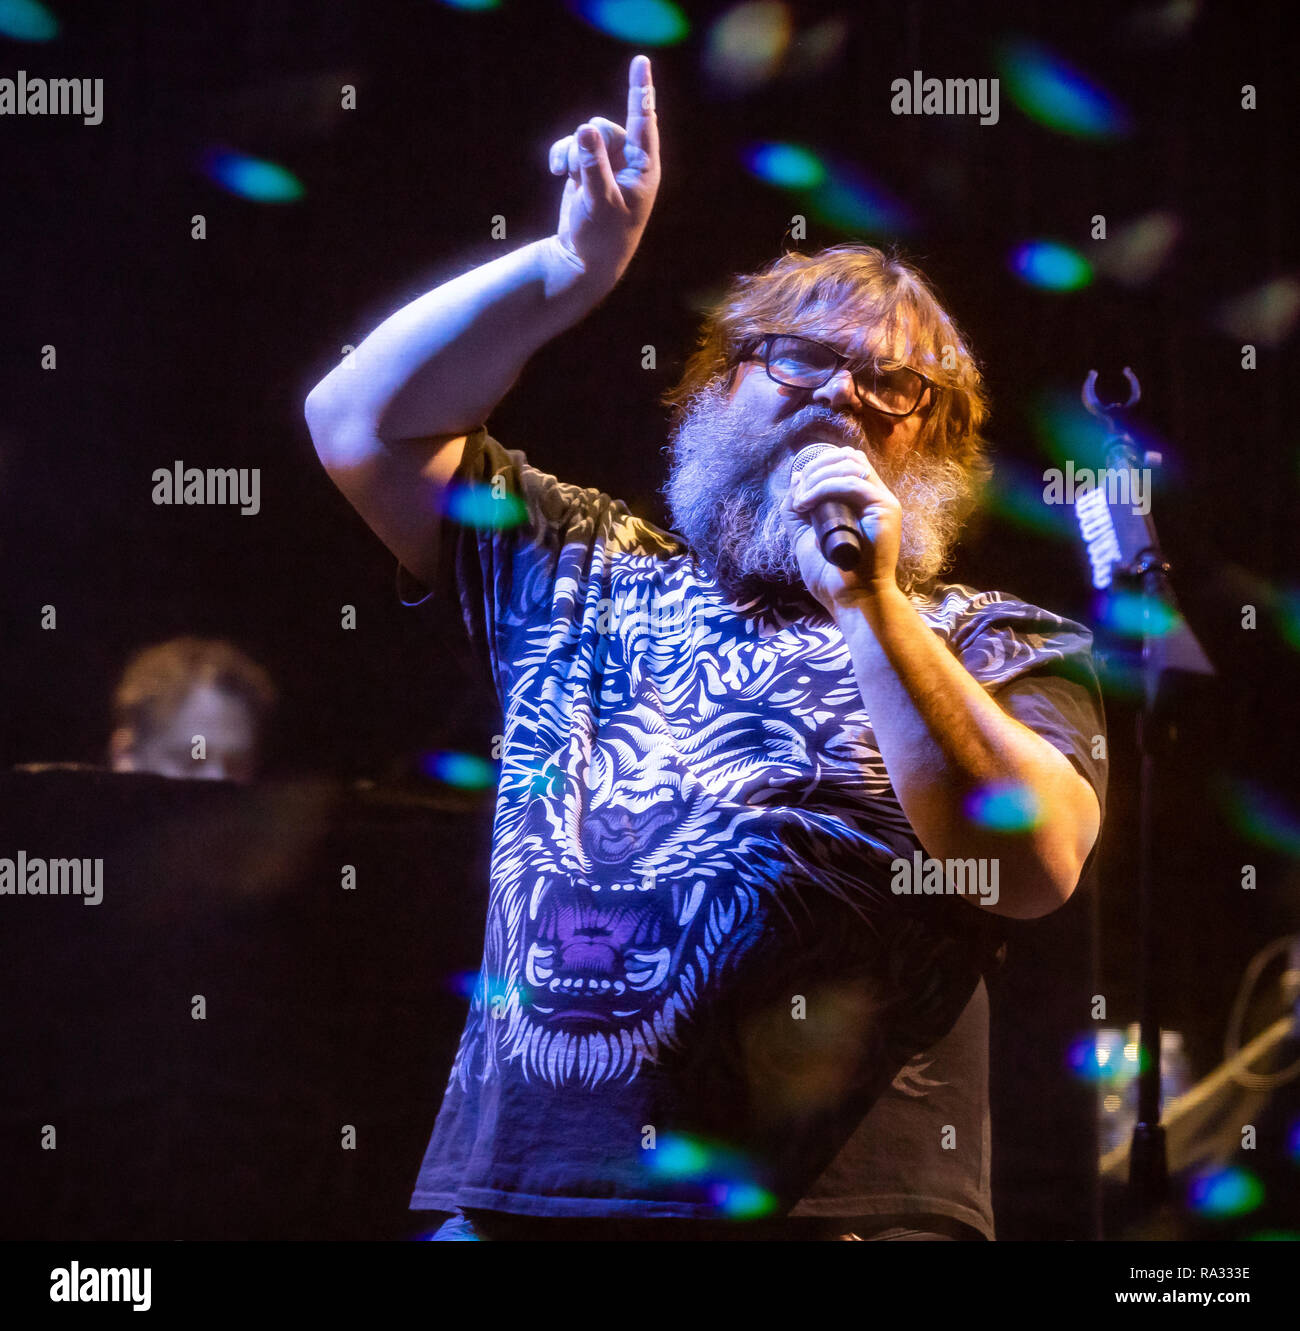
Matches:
[1081,365,1141,434]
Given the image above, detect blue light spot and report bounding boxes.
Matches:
[806,163,913,237]
[202,149,304,203]
[744,142,826,190]
[0,0,58,41]
[647,1134,712,1177]
[447,968,513,1009]
[1011,240,1092,291]
[446,968,480,998]
[1095,588,1181,639]
[708,1181,779,1218]
[420,749,497,790]
[438,0,500,9]
[1066,1034,1096,1076]
[644,1133,777,1217]
[965,782,1041,832]
[1068,1033,1115,1081]
[442,481,527,529]
[997,37,1131,140]
[1187,1166,1264,1217]
[570,0,689,46]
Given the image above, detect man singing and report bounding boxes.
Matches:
[305,55,1105,1241]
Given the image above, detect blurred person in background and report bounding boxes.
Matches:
[108,636,276,785]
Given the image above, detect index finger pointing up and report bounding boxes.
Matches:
[625,54,659,161]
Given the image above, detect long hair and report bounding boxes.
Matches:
[661,243,993,507]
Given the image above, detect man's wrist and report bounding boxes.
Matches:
[831,578,910,631]
[537,234,617,308]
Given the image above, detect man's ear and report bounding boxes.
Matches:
[108,727,136,772]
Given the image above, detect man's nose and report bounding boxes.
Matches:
[810,366,864,414]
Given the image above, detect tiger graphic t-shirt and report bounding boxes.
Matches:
[408,426,1107,1231]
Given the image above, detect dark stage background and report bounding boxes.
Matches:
[2,0,1298,1240]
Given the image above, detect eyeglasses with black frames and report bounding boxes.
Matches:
[743,332,936,418]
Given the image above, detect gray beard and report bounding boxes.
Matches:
[662,380,970,600]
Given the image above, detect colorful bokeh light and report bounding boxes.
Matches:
[202,149,304,203]
[643,1133,779,1217]
[805,163,913,236]
[1214,277,1300,348]
[0,0,57,41]
[744,141,826,190]
[442,481,528,529]
[420,749,498,790]
[965,782,1041,832]
[704,2,792,91]
[569,0,689,46]
[1069,1029,1150,1081]
[1068,1033,1116,1080]
[1095,211,1182,287]
[1011,240,1093,291]
[1094,588,1181,638]
[1187,1165,1264,1218]
[742,138,912,238]
[649,1134,712,1177]
[446,968,480,998]
[708,1180,777,1218]
[447,968,515,1009]
[1217,778,1300,859]
[996,37,1132,139]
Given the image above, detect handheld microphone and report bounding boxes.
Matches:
[790,443,863,570]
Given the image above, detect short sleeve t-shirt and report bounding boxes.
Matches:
[408,426,1107,1232]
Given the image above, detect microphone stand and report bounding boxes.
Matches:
[1078,369,1215,1218]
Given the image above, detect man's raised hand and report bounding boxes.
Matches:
[548,54,660,291]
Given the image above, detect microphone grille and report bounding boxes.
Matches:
[789,442,836,479]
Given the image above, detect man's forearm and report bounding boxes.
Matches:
[307,235,604,446]
[836,586,1100,919]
